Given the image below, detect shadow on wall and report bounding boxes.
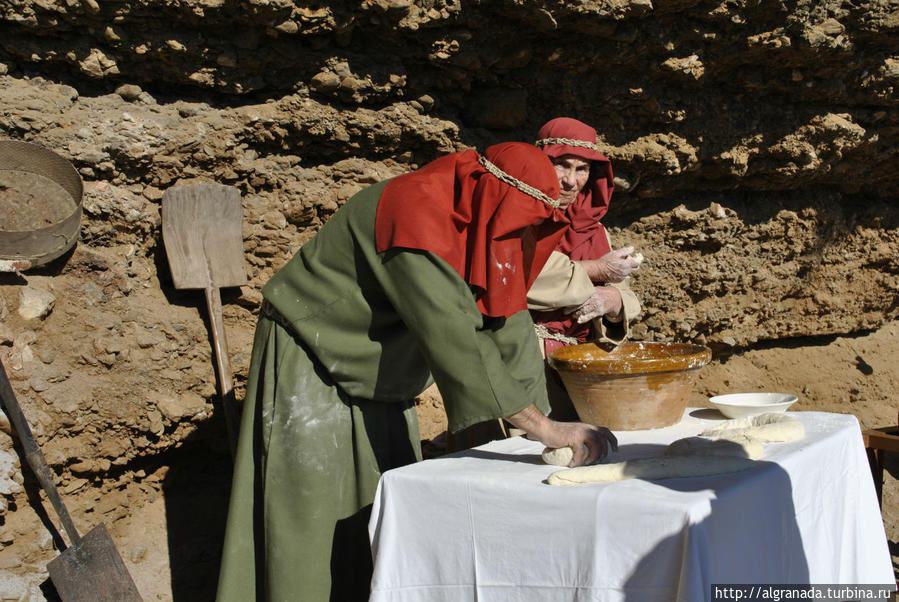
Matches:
[162,417,234,602]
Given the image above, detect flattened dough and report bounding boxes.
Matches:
[664,434,764,460]
[547,455,755,486]
[701,412,804,443]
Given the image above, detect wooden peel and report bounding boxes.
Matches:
[0,359,142,601]
[161,183,246,458]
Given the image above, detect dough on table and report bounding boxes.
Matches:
[664,433,764,460]
[547,455,755,486]
[542,437,757,469]
[543,413,804,485]
[542,442,613,467]
[542,446,575,467]
[701,412,804,443]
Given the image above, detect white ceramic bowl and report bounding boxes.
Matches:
[708,392,798,419]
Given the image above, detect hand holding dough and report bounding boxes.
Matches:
[542,446,576,467]
[542,441,614,467]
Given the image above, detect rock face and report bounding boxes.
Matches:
[0,0,894,339]
[0,0,898,595]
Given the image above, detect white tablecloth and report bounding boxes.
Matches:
[368,410,894,602]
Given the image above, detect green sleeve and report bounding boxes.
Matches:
[377,248,549,432]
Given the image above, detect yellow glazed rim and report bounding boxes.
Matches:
[548,341,712,376]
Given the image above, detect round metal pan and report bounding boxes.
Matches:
[0,140,83,271]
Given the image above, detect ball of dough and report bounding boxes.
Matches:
[542,446,574,467]
[542,442,615,467]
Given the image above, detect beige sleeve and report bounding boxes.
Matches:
[593,232,642,345]
[527,251,594,311]
[593,280,641,346]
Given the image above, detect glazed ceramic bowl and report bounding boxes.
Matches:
[709,392,798,419]
[548,341,712,431]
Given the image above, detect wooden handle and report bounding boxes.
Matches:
[0,359,82,545]
[205,285,240,458]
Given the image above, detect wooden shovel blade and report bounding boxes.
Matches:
[47,523,143,602]
[161,183,247,290]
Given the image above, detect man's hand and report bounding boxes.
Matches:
[571,286,623,324]
[538,421,618,466]
[578,246,641,283]
[504,405,618,466]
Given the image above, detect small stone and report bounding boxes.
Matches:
[310,71,340,94]
[0,570,34,600]
[0,449,22,496]
[104,25,121,42]
[156,390,207,422]
[216,54,237,68]
[709,202,727,218]
[417,94,435,111]
[0,323,13,345]
[29,377,50,392]
[70,460,94,474]
[275,20,298,34]
[17,286,56,320]
[37,530,54,551]
[130,544,148,563]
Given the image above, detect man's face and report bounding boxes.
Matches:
[551,155,591,210]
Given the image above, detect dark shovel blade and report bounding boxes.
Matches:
[47,523,143,602]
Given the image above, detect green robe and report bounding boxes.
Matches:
[216,180,550,602]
